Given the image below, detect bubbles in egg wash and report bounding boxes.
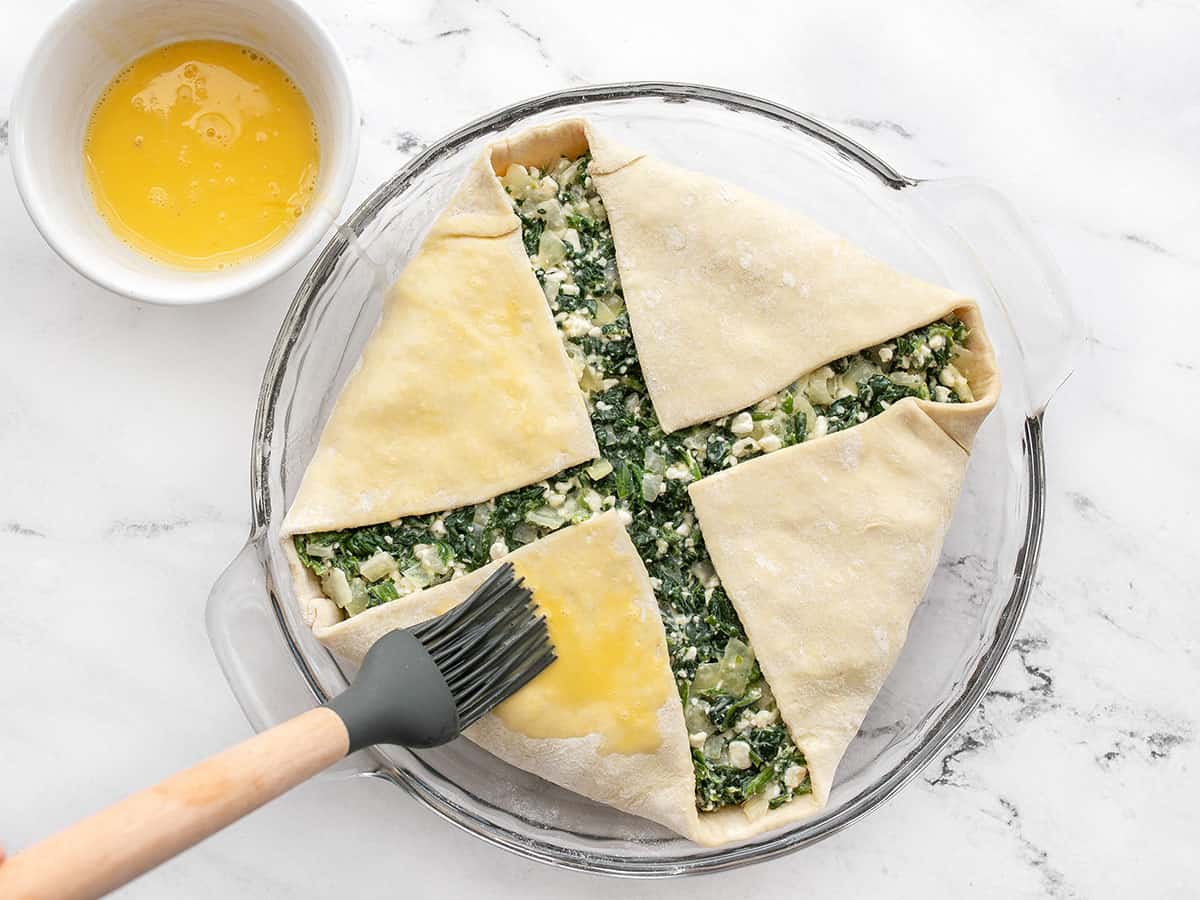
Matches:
[82,39,321,270]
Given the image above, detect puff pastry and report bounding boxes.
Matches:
[282,118,1000,847]
[281,151,597,538]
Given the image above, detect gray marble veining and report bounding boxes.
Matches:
[1,1,1195,897]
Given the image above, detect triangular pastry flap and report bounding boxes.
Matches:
[688,402,968,808]
[282,179,596,537]
[915,303,1001,451]
[483,118,643,180]
[592,150,982,433]
[283,117,1003,846]
[306,511,698,838]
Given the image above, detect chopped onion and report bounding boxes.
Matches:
[718,638,756,696]
[319,568,353,609]
[511,523,539,545]
[525,506,565,529]
[358,550,398,582]
[703,734,726,762]
[684,699,710,734]
[535,232,566,268]
[641,471,663,502]
[586,458,614,480]
[742,783,781,822]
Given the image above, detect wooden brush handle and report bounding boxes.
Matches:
[0,707,349,900]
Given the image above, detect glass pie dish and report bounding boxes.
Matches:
[206,83,1080,876]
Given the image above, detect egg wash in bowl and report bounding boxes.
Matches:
[84,40,320,271]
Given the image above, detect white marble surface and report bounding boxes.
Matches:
[1,1,1196,897]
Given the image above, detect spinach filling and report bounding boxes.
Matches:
[296,154,973,817]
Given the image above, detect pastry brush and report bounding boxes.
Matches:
[0,563,553,900]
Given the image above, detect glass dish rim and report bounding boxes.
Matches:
[247,82,1047,877]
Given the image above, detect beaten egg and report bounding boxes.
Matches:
[84,40,319,270]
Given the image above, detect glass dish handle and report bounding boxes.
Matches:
[206,537,318,731]
[915,178,1082,414]
[206,538,389,778]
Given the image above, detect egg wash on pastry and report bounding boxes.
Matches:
[294,155,974,817]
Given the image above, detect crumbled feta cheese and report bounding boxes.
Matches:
[929,334,947,350]
[562,314,592,338]
[649,576,662,590]
[684,646,698,662]
[729,411,754,436]
[414,544,449,576]
[689,731,708,749]
[758,434,783,453]
[664,462,691,481]
[933,384,952,402]
[878,346,894,363]
[731,437,759,458]
[489,539,509,561]
[814,416,829,438]
[728,740,752,769]
[784,764,809,789]
[617,508,633,526]
[751,708,777,727]
[546,491,565,508]
[430,518,447,537]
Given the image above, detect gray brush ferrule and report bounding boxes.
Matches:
[326,629,461,752]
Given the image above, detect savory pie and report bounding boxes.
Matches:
[281,119,999,846]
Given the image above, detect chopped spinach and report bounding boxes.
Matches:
[295,151,972,816]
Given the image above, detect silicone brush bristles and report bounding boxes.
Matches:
[409,562,556,730]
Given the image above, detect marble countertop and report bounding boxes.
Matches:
[1,1,1195,897]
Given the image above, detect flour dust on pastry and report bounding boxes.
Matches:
[283,118,1000,846]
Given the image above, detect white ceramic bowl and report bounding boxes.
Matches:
[8,0,360,305]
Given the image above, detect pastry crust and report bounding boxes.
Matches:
[299,511,700,840]
[281,144,598,537]
[689,401,975,826]
[281,117,1002,847]
[593,152,990,434]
